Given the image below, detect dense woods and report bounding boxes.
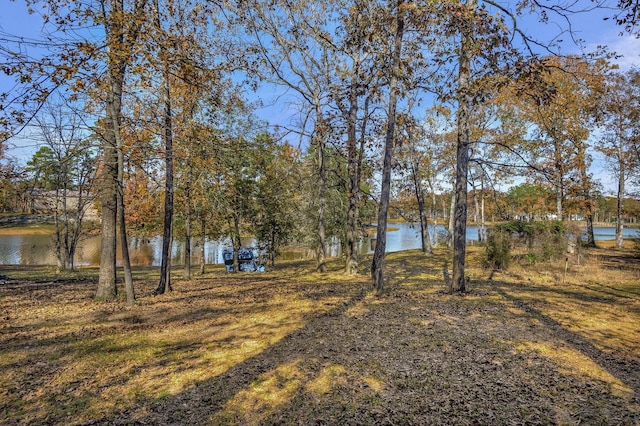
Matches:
[1,0,640,298]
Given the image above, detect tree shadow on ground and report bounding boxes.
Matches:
[97,283,371,425]
[97,257,639,424]
[3,252,639,425]
[492,281,640,401]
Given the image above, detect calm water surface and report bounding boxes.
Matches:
[0,223,636,266]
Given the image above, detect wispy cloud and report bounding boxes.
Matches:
[589,32,640,71]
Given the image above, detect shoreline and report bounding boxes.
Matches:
[2,215,638,237]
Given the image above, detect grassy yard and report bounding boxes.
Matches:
[0,244,638,425]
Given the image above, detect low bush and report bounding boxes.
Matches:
[484,220,569,269]
[483,230,511,270]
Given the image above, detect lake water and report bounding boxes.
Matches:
[0,223,637,266]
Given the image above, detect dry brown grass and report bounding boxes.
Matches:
[0,245,638,425]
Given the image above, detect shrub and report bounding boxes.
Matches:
[525,252,538,265]
[483,229,511,270]
[484,220,569,269]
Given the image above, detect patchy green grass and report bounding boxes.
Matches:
[0,246,638,425]
[0,223,56,235]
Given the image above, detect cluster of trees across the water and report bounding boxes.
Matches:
[1,0,640,302]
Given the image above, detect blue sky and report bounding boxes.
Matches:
[1,0,639,193]
[1,0,43,34]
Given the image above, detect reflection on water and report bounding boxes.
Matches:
[0,234,252,267]
[0,223,637,266]
[0,234,57,265]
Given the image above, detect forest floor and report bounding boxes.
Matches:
[1,242,639,425]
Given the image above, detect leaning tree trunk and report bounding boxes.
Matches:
[115,100,135,303]
[451,0,475,294]
[117,181,135,303]
[371,2,404,292]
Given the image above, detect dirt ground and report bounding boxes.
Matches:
[0,245,639,425]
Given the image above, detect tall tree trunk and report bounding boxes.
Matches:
[95,0,146,301]
[451,0,475,293]
[480,177,486,242]
[61,179,72,270]
[315,112,327,273]
[96,74,120,300]
[448,190,455,249]
[406,103,431,254]
[432,217,438,247]
[371,2,404,292]
[69,189,87,272]
[356,97,369,247]
[584,207,596,247]
[118,183,135,302]
[54,186,64,271]
[616,157,625,249]
[184,175,191,280]
[232,215,241,271]
[555,182,563,220]
[412,161,432,254]
[578,145,596,248]
[430,185,438,247]
[154,30,174,295]
[345,78,360,275]
[554,139,564,220]
[115,97,134,303]
[184,216,191,279]
[417,189,432,254]
[472,184,479,224]
[270,228,277,267]
[470,176,479,225]
[200,213,206,275]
